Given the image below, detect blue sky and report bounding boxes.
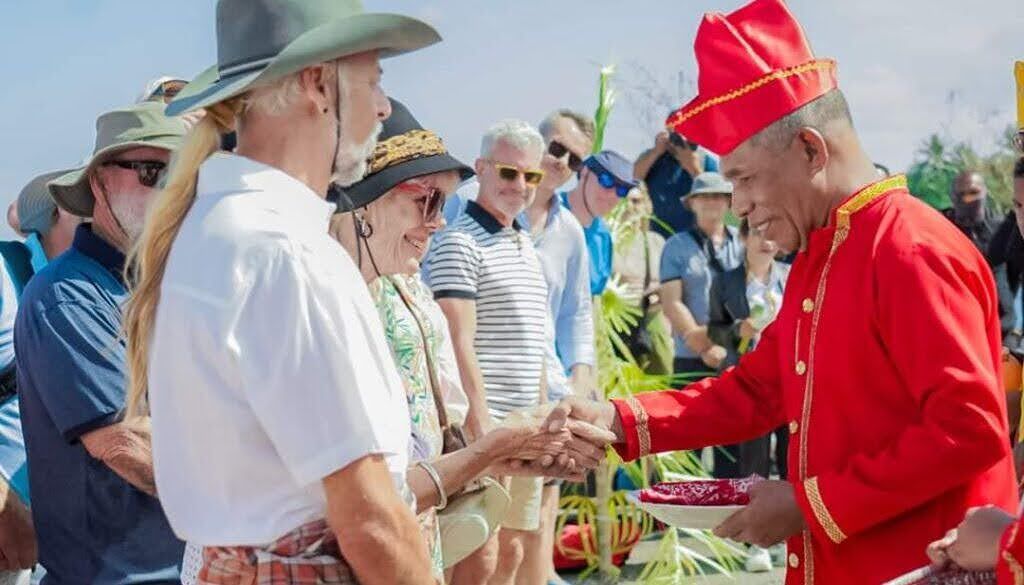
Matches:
[0,1,1020,240]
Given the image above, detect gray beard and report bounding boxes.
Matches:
[331,122,381,187]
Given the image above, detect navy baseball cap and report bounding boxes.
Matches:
[582,150,638,197]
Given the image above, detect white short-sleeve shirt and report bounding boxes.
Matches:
[148,154,411,546]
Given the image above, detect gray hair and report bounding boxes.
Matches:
[480,119,544,159]
[749,89,853,151]
[538,109,596,142]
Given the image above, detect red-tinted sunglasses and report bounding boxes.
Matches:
[395,181,445,223]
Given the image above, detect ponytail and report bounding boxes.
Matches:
[123,100,241,417]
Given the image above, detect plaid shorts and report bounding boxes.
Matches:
[198,519,356,584]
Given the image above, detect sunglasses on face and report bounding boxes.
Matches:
[101,159,167,188]
[596,170,632,198]
[396,182,445,223]
[547,140,584,172]
[488,161,545,186]
[669,133,699,151]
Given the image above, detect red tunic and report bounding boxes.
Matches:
[999,519,1024,584]
[612,176,1018,584]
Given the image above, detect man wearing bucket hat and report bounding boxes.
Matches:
[660,171,743,379]
[121,1,447,583]
[562,150,639,296]
[13,101,188,584]
[542,0,1017,582]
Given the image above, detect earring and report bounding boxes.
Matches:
[356,214,374,238]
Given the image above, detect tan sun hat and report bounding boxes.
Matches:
[47,101,187,218]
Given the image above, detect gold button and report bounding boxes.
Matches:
[802,298,814,313]
[789,421,799,434]
[795,361,807,375]
[788,553,800,568]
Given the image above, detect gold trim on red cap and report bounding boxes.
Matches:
[666,59,836,130]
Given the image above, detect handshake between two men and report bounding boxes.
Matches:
[506,397,806,549]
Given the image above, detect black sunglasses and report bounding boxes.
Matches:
[669,133,699,151]
[101,160,167,188]
[547,140,584,172]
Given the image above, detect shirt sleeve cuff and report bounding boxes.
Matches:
[62,410,122,444]
[794,476,848,545]
[611,397,650,462]
[562,346,595,370]
[433,289,477,300]
[999,520,1024,585]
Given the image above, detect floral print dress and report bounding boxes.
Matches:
[367,273,446,578]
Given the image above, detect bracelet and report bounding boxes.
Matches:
[417,461,447,511]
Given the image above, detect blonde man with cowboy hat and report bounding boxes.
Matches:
[120,1,482,583]
[14,101,188,584]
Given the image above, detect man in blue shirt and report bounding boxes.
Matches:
[521,110,596,399]
[633,130,719,237]
[562,150,639,296]
[15,102,186,584]
[659,172,744,376]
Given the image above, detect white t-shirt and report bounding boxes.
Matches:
[149,154,411,546]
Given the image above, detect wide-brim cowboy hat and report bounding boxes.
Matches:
[166,0,441,117]
[48,101,188,218]
[333,97,473,210]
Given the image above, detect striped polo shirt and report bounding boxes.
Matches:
[426,200,549,421]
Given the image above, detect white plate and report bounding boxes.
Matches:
[626,491,744,530]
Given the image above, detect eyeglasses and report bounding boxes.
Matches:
[547,140,583,172]
[396,181,445,223]
[487,161,545,186]
[596,170,633,198]
[669,133,699,151]
[101,160,167,188]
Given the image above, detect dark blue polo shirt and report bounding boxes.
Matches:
[644,151,719,237]
[15,224,183,584]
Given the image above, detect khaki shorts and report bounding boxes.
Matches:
[501,476,544,531]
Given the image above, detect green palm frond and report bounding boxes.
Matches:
[592,65,616,154]
[636,527,745,583]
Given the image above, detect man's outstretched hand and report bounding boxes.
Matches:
[543,396,623,445]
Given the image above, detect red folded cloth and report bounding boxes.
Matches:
[639,476,763,506]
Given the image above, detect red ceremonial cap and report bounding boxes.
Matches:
[667,0,837,155]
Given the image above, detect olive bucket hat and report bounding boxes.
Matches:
[166,0,441,117]
[48,101,188,218]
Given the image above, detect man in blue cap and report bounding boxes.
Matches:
[562,150,639,296]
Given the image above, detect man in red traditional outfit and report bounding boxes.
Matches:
[540,0,1018,582]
